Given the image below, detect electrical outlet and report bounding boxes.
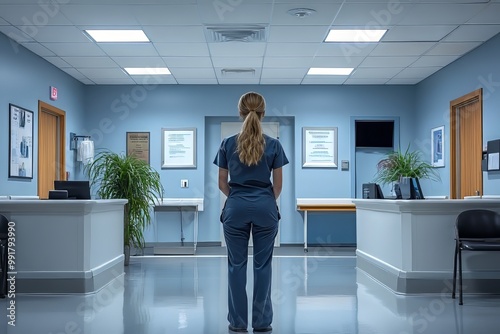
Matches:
[181,179,188,188]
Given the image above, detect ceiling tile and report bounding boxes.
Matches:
[301,76,347,84]
[111,56,166,67]
[316,43,377,57]
[0,18,9,25]
[383,25,457,42]
[271,3,341,26]
[98,43,159,57]
[218,78,261,85]
[350,67,403,79]
[259,78,302,85]
[464,3,500,24]
[197,2,273,24]
[77,67,129,79]
[154,43,209,57]
[176,78,218,84]
[92,77,137,85]
[397,4,487,25]
[208,42,266,57]
[41,42,106,56]
[60,68,90,80]
[265,42,318,57]
[162,57,213,67]
[0,5,72,25]
[311,56,364,67]
[359,56,418,68]
[60,5,140,25]
[143,25,206,43]
[425,42,481,56]
[211,57,263,68]
[62,56,119,68]
[443,25,500,42]
[332,3,411,26]
[0,26,34,42]
[29,26,89,43]
[370,42,436,56]
[131,75,177,85]
[261,68,308,79]
[169,67,216,79]
[343,78,390,85]
[386,78,420,85]
[393,67,442,79]
[263,57,312,68]
[268,26,330,43]
[21,42,55,56]
[43,57,71,68]
[134,5,200,25]
[410,55,460,67]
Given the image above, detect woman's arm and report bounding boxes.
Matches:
[218,168,230,197]
[272,167,283,199]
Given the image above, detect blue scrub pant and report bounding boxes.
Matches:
[222,195,279,329]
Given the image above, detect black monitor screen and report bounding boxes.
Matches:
[355,121,394,148]
[54,181,91,199]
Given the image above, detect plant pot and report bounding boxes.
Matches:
[124,245,130,266]
[398,177,412,199]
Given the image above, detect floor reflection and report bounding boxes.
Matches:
[1,251,500,334]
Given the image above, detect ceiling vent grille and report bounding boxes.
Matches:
[206,25,267,42]
[221,68,256,77]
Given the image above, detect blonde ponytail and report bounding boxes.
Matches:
[236,92,265,166]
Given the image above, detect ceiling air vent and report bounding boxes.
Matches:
[221,68,256,77]
[206,25,267,42]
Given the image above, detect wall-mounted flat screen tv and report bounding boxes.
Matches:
[355,120,394,148]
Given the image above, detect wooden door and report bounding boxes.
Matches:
[450,89,483,199]
[38,101,66,199]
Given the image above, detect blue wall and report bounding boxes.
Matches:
[415,33,500,196]
[0,33,86,195]
[2,30,500,245]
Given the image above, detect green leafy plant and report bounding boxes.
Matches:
[374,145,440,185]
[85,150,163,251]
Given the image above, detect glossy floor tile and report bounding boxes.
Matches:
[2,247,500,334]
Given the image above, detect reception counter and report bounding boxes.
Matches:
[0,199,127,294]
[353,199,500,294]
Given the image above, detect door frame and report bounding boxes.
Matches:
[38,100,66,198]
[449,88,482,199]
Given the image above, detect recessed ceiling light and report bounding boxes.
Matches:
[85,30,150,42]
[287,8,317,18]
[325,29,387,43]
[307,68,353,75]
[125,68,171,75]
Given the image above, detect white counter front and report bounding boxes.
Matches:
[353,199,500,294]
[0,199,127,294]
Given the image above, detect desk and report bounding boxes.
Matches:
[296,198,356,252]
[153,198,203,255]
[0,199,127,293]
[353,198,500,294]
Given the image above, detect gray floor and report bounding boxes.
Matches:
[2,246,500,334]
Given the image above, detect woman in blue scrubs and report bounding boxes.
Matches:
[214,92,289,333]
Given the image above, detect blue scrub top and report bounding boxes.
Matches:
[213,134,289,197]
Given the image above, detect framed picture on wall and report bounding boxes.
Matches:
[302,127,338,168]
[126,132,150,164]
[161,128,196,168]
[9,103,34,179]
[431,125,445,167]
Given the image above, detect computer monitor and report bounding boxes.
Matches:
[411,177,425,199]
[362,183,384,199]
[53,180,91,199]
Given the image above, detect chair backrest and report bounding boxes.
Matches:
[0,214,8,240]
[456,209,500,239]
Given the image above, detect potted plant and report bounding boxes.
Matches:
[374,145,440,198]
[85,150,163,265]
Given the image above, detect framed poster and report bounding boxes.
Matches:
[302,127,338,168]
[431,125,445,167]
[9,104,34,179]
[126,132,150,164]
[161,128,196,168]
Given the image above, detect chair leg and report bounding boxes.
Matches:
[458,248,463,305]
[452,244,458,299]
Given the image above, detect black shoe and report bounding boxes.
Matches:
[253,326,272,332]
[228,324,248,333]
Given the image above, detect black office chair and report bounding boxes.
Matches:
[0,214,9,298]
[452,209,500,305]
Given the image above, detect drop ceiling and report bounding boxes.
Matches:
[1,0,500,85]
